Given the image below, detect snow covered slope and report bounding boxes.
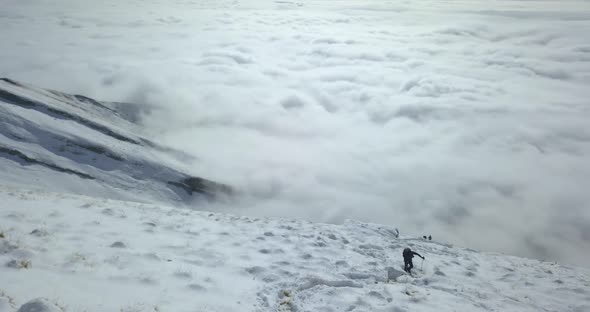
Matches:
[1,186,588,312]
[0,78,231,203]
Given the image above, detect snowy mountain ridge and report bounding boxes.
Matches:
[1,185,589,312]
[0,78,231,203]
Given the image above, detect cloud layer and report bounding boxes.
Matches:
[1,0,589,266]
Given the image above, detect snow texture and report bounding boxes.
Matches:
[0,186,589,312]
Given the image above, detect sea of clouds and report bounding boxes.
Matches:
[1,0,589,266]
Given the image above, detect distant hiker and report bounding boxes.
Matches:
[403,247,424,274]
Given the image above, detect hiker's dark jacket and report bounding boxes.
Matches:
[403,248,422,260]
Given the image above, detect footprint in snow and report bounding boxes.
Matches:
[47,211,62,218]
[4,212,24,220]
[110,241,126,248]
[246,266,266,274]
[358,244,383,250]
[138,275,157,285]
[434,267,446,276]
[101,208,115,216]
[142,252,160,261]
[259,248,284,254]
[465,271,476,277]
[30,229,49,237]
[79,203,93,209]
[274,260,290,266]
[85,220,101,227]
[0,240,18,254]
[301,253,312,259]
[367,290,386,300]
[173,270,192,279]
[403,286,426,302]
[188,283,206,291]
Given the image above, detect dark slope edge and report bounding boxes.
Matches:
[0,78,232,200]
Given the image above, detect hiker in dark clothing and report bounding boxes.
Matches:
[403,247,424,274]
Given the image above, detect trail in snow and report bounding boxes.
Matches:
[1,186,588,312]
